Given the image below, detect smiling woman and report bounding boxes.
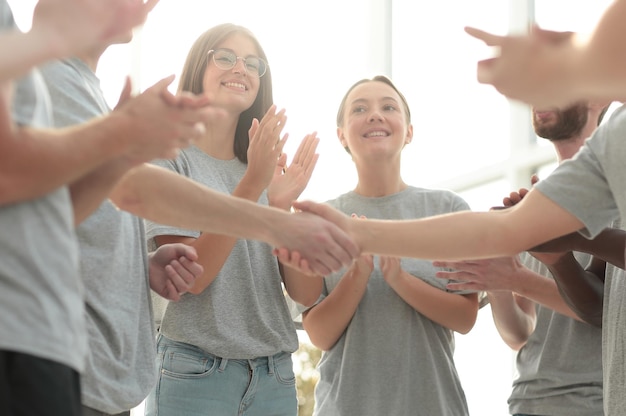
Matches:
[5,1,616,415]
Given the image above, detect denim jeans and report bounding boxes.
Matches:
[144,335,297,416]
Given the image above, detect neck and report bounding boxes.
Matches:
[552,118,598,162]
[193,113,239,159]
[354,159,406,197]
[77,46,106,71]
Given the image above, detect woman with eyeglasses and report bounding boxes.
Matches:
[143,23,320,416]
[287,76,478,416]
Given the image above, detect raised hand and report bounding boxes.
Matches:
[245,105,288,191]
[32,0,159,57]
[149,243,204,301]
[465,25,580,107]
[112,75,215,164]
[268,132,320,210]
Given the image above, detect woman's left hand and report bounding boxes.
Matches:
[268,132,320,210]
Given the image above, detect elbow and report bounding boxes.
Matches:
[455,313,478,335]
[289,292,319,309]
[306,334,335,352]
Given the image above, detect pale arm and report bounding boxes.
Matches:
[302,256,373,351]
[487,291,536,350]
[110,165,359,276]
[294,189,583,262]
[1,76,208,206]
[381,257,478,334]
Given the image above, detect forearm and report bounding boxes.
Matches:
[350,192,582,261]
[70,157,134,224]
[0,31,63,82]
[545,254,604,327]
[487,291,535,350]
[388,272,478,333]
[302,270,368,351]
[283,267,324,307]
[110,164,283,246]
[0,113,131,205]
[575,228,626,269]
[512,267,583,321]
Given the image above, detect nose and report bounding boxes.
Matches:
[232,57,248,75]
[368,110,383,122]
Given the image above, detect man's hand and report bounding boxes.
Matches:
[433,256,525,292]
[465,25,580,107]
[32,0,159,58]
[272,201,359,276]
[149,243,203,301]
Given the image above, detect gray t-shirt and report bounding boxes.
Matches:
[508,252,603,415]
[312,187,471,416]
[39,58,156,414]
[536,103,626,416]
[145,146,298,358]
[0,1,85,372]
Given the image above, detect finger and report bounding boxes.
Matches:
[147,74,176,94]
[530,174,540,185]
[178,256,204,281]
[248,118,260,141]
[275,133,289,154]
[310,259,333,277]
[476,57,498,84]
[164,263,194,292]
[446,282,480,291]
[162,279,181,302]
[464,26,505,47]
[328,225,360,264]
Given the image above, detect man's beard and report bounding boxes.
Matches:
[533,103,588,142]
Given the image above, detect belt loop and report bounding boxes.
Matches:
[218,357,228,372]
[268,354,275,376]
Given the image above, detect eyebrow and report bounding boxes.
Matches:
[350,97,399,105]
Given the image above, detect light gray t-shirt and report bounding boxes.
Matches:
[536,103,626,416]
[0,1,85,372]
[508,252,603,415]
[145,146,298,358]
[312,187,471,416]
[39,58,156,414]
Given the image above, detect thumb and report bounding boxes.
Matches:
[275,152,287,174]
[248,118,260,140]
[114,76,133,110]
[171,243,198,261]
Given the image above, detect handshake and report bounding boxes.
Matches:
[269,200,362,277]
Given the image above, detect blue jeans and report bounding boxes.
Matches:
[145,335,297,416]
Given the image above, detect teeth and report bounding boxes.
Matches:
[223,82,246,90]
[366,131,387,137]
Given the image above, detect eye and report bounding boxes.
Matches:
[383,104,398,112]
[215,50,236,65]
[352,106,367,113]
[245,58,260,72]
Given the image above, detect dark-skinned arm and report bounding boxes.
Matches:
[536,251,605,327]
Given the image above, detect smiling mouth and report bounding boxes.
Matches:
[222,81,247,91]
[364,131,389,138]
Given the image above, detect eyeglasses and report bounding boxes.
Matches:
[207,49,268,78]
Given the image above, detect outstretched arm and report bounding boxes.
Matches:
[110,164,359,276]
[0,0,158,82]
[293,188,583,262]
